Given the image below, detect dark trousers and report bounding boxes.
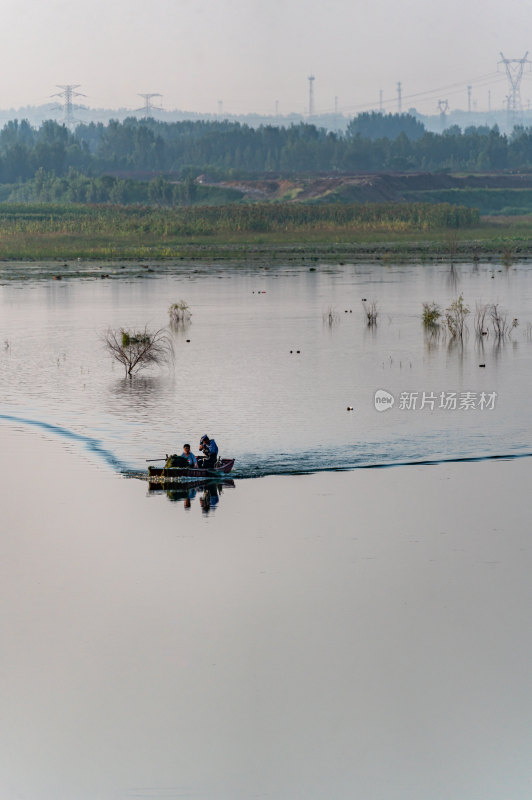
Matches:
[198,454,217,469]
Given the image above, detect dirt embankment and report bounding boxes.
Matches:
[209,172,532,204]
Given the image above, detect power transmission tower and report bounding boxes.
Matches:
[137,93,163,118]
[51,84,86,128]
[379,89,383,113]
[308,74,315,116]
[438,99,449,130]
[397,82,402,114]
[499,52,531,125]
[467,85,472,113]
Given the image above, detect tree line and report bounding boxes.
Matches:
[1,115,532,192]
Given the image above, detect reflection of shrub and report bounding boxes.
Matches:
[362,299,378,326]
[323,306,340,326]
[104,326,174,377]
[168,301,191,325]
[422,302,442,328]
[445,294,469,339]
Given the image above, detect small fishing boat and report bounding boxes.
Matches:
[148,458,235,481]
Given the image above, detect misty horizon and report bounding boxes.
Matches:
[2,0,532,117]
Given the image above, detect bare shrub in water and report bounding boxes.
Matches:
[474,302,490,338]
[104,326,174,377]
[422,302,442,329]
[490,304,518,340]
[445,294,470,339]
[168,300,191,326]
[362,299,378,326]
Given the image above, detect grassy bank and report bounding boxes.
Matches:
[0,202,530,263]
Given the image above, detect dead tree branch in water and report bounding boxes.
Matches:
[103,326,174,377]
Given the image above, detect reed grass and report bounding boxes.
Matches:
[0,202,531,262]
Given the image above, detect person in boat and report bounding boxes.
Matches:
[182,443,198,469]
[198,434,218,469]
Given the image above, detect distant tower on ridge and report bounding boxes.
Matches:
[51,85,86,128]
[438,99,449,130]
[397,81,402,114]
[137,93,163,118]
[308,74,315,116]
[499,52,531,125]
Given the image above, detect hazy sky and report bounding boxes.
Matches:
[2,0,532,117]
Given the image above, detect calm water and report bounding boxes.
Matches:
[1,427,531,800]
[1,259,531,474]
[1,260,532,800]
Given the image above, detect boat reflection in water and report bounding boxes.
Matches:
[148,478,235,513]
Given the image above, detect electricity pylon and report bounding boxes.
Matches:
[137,93,163,118]
[438,99,449,130]
[499,52,531,125]
[51,85,86,128]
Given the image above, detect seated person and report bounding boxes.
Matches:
[198,434,218,468]
[182,443,198,468]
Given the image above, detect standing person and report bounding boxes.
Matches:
[182,443,198,468]
[198,435,218,469]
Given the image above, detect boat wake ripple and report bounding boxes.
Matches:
[230,450,532,478]
[1,413,531,478]
[0,413,129,472]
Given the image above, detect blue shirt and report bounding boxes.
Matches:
[182,451,198,468]
[201,439,218,457]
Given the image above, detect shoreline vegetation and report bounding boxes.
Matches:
[1,201,532,264]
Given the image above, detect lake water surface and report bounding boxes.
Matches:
[1,259,531,474]
[1,260,531,800]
